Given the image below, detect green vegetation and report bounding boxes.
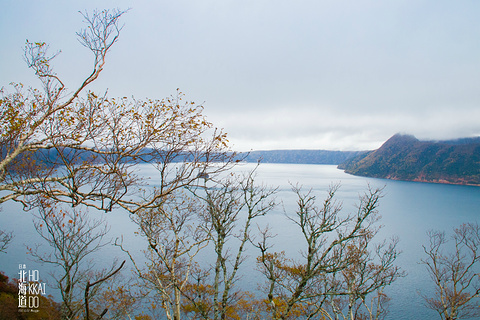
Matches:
[338,134,480,185]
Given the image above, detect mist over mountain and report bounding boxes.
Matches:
[338,134,480,186]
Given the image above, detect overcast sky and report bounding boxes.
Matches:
[2,0,480,151]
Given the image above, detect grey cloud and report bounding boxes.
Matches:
[2,0,480,151]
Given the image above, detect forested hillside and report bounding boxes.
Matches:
[338,134,480,185]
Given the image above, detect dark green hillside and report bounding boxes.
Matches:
[338,134,480,185]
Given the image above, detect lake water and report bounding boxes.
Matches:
[1,163,479,319]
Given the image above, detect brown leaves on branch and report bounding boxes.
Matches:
[255,185,404,320]
[0,9,235,213]
[0,8,410,320]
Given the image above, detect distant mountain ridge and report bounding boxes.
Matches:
[242,150,364,165]
[338,134,480,186]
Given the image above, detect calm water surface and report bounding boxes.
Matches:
[1,163,479,319]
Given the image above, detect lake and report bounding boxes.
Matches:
[1,163,479,319]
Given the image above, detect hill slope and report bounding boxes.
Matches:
[338,134,480,185]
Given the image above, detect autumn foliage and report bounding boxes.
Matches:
[0,8,411,320]
[0,272,61,320]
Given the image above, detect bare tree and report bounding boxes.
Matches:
[126,166,276,320]
[0,9,127,210]
[0,8,235,213]
[0,229,13,254]
[1,8,241,320]
[256,185,403,320]
[188,168,276,320]
[325,233,404,320]
[420,222,480,320]
[118,191,209,320]
[29,202,124,319]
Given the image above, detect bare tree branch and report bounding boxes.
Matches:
[420,222,480,320]
[255,185,403,320]
[0,229,13,254]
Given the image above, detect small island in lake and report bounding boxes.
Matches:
[338,134,480,186]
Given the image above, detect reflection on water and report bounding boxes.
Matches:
[1,163,479,319]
